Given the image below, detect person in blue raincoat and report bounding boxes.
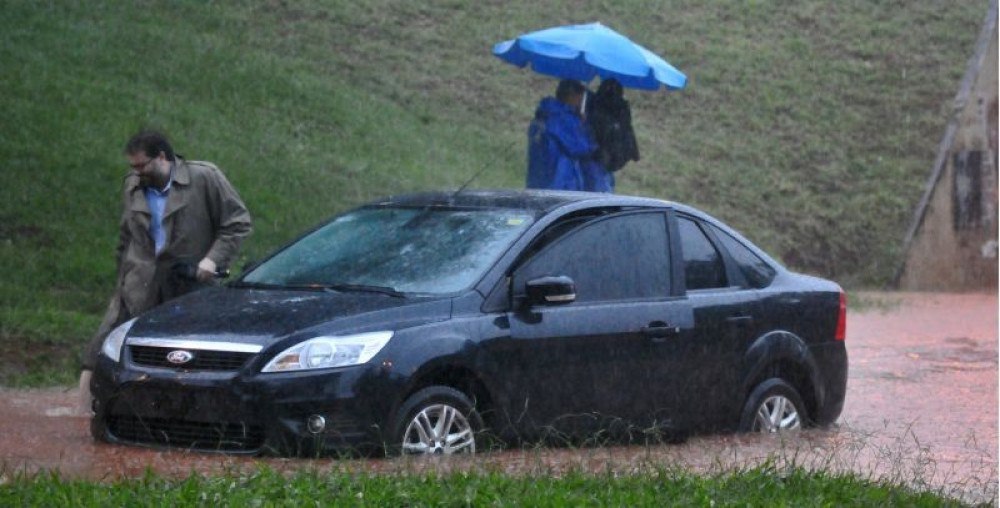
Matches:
[526,80,597,191]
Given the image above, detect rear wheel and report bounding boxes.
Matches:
[391,386,483,456]
[739,378,806,433]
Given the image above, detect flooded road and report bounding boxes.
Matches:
[1,292,996,502]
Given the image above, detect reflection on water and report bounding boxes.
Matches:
[0,408,995,505]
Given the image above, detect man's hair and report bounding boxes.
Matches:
[124,130,175,161]
[555,79,586,102]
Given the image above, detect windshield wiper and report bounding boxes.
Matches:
[231,281,406,297]
[229,281,288,289]
[323,283,406,298]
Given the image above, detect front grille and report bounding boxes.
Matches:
[129,346,254,371]
[108,415,265,451]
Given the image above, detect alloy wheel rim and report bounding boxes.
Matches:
[402,403,475,455]
[753,395,801,433]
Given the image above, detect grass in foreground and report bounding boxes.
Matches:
[0,465,972,507]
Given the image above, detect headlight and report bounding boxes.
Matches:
[101,317,137,363]
[261,331,393,373]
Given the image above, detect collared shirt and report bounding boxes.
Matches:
[111,157,251,319]
[143,169,173,255]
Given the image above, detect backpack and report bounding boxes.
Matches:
[588,81,640,172]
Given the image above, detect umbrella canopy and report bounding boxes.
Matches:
[493,22,687,91]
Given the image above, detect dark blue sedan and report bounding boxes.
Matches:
[90,190,848,456]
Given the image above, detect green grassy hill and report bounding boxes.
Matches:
[0,1,986,385]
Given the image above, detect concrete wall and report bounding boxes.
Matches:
[897,5,998,291]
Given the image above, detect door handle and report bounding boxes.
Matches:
[726,315,754,325]
[642,322,680,342]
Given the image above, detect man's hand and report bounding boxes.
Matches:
[196,257,217,282]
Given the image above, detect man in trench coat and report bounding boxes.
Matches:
[78,131,252,410]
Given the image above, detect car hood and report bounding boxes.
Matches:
[127,286,452,347]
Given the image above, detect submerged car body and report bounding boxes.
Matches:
[90,190,848,456]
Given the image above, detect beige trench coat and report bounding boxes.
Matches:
[83,158,252,368]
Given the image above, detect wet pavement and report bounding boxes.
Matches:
[0,292,996,503]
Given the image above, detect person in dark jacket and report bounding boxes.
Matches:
[585,78,640,192]
[526,79,597,190]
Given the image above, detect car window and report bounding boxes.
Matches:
[243,207,534,294]
[710,225,777,288]
[514,212,670,303]
[677,217,727,290]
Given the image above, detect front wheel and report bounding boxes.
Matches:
[391,386,483,456]
[739,378,807,433]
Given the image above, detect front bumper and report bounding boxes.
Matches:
[90,354,397,456]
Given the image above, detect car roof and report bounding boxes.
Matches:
[372,189,784,271]
[373,189,675,214]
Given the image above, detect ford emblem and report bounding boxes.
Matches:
[166,350,194,365]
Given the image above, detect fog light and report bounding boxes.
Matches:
[306,414,326,434]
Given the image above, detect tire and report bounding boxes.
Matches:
[390,385,484,456]
[739,378,807,433]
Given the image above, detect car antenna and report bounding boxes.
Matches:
[449,141,517,203]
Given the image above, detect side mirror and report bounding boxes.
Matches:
[525,276,576,306]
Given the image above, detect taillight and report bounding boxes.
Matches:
[834,291,847,341]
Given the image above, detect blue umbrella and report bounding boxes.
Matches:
[493,22,687,91]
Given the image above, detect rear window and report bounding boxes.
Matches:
[711,225,777,288]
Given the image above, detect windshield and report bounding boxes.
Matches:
[242,206,534,294]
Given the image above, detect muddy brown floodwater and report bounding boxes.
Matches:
[0,292,996,503]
